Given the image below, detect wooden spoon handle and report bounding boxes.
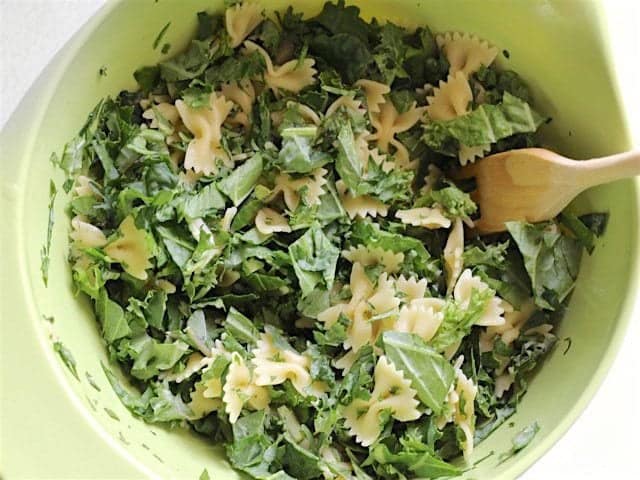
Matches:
[576,150,640,188]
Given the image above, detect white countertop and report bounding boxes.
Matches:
[1,1,639,479]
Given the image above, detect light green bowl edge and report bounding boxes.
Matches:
[1,0,639,478]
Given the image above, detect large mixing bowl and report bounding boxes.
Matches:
[1,1,638,478]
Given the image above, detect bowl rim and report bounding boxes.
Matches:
[1,1,639,479]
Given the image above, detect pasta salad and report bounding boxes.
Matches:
[55,1,607,478]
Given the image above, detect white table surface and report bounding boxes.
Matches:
[1,1,639,479]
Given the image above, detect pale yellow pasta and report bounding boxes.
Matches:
[318,263,400,353]
[343,356,420,446]
[255,207,292,234]
[220,206,238,232]
[494,372,515,399]
[163,352,213,383]
[176,92,234,175]
[444,218,464,294]
[221,80,256,127]
[226,1,264,48]
[252,332,327,397]
[355,79,390,114]
[368,99,425,169]
[74,175,97,198]
[244,41,317,93]
[70,215,107,248]
[325,95,366,118]
[104,215,153,280]
[143,102,181,129]
[155,279,177,294]
[395,275,428,301]
[426,72,472,121]
[454,269,505,327]
[355,130,392,172]
[395,206,451,229]
[479,299,536,353]
[272,168,328,210]
[223,352,269,423]
[395,298,445,342]
[342,245,404,274]
[336,180,388,220]
[189,381,223,419]
[436,31,499,77]
[436,356,478,461]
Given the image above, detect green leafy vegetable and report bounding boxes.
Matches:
[507,221,583,310]
[218,154,264,206]
[382,332,454,413]
[40,179,57,286]
[53,341,79,380]
[423,92,545,155]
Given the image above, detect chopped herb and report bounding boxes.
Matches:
[85,372,102,391]
[105,407,121,421]
[153,21,171,50]
[498,422,540,464]
[40,180,57,286]
[53,341,79,380]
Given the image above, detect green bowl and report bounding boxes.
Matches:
[1,1,638,478]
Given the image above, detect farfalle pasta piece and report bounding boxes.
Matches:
[221,80,256,128]
[104,215,153,280]
[395,275,428,301]
[355,79,390,114]
[443,218,464,294]
[226,1,264,48]
[143,102,181,130]
[426,72,473,121]
[343,356,420,446]
[437,356,478,461]
[244,41,317,93]
[70,216,107,248]
[395,297,446,342]
[318,263,400,353]
[163,352,213,384]
[255,207,292,234]
[342,245,404,274]
[325,95,366,118]
[395,206,451,229]
[176,92,234,175]
[223,352,269,423]
[479,299,536,352]
[368,99,425,169]
[454,269,505,327]
[273,168,328,210]
[189,381,223,419]
[436,31,499,77]
[336,180,388,220]
[73,175,96,197]
[252,332,327,397]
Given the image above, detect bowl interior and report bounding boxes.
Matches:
[2,1,638,479]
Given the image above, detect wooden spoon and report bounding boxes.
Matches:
[457,148,640,234]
